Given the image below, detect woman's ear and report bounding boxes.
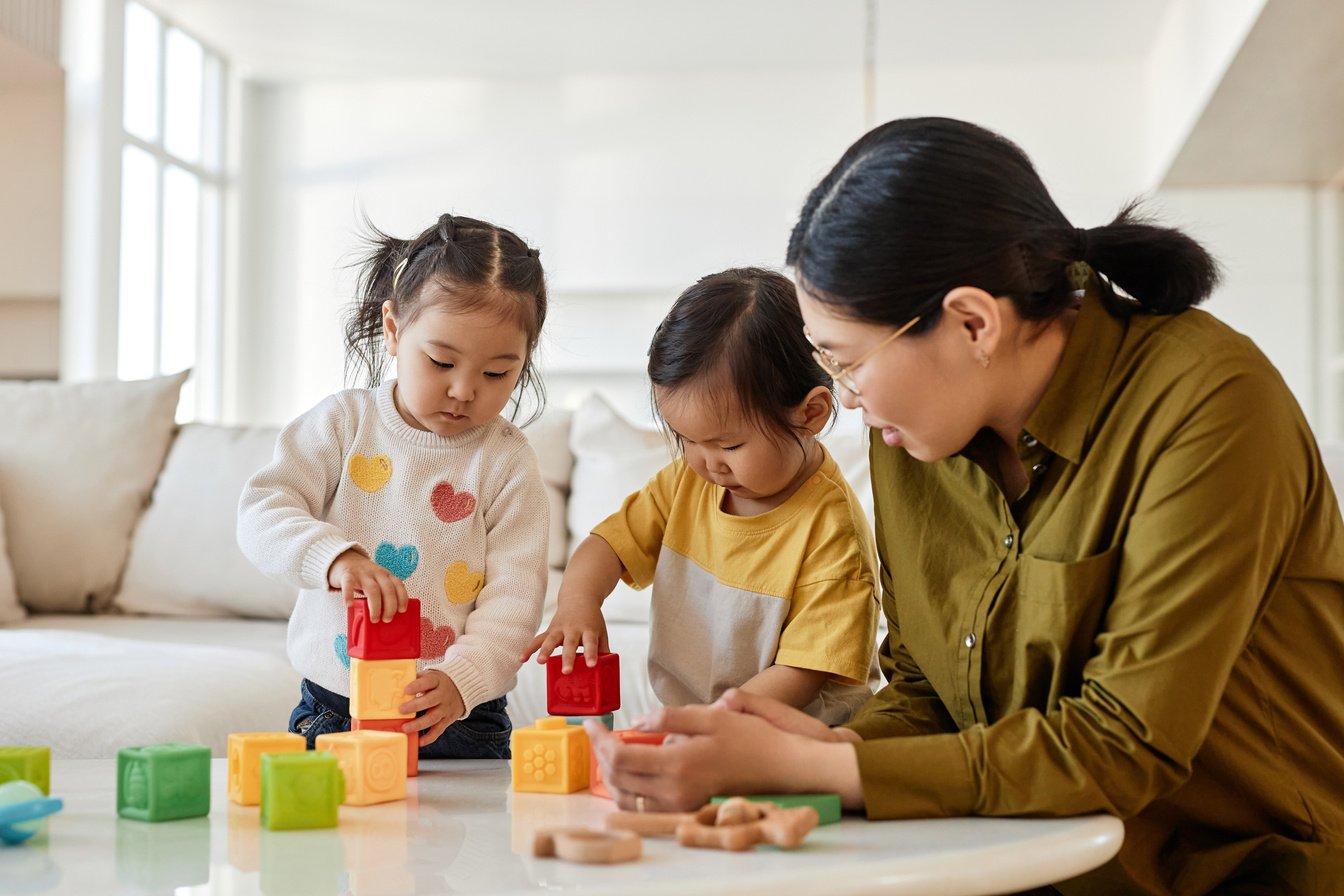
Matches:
[941,286,1002,365]
[381,301,400,357]
[794,385,835,436]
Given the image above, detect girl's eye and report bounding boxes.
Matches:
[484,371,509,379]
[430,358,453,369]
[722,444,743,452]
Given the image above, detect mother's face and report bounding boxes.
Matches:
[796,283,989,463]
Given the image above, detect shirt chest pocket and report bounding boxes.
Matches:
[989,543,1123,715]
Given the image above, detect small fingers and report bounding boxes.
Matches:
[581,630,599,666]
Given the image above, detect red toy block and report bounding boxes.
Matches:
[352,718,417,778]
[590,730,666,800]
[546,651,620,716]
[348,598,421,660]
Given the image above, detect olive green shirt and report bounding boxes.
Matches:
[846,295,1344,894]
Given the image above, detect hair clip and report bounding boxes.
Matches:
[391,257,410,293]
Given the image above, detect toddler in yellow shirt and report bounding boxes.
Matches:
[522,267,879,723]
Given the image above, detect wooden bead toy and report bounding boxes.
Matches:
[533,827,642,864]
[710,792,842,825]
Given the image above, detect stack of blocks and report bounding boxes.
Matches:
[347,597,421,778]
[510,651,622,795]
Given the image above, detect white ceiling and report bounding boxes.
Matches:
[146,0,1179,82]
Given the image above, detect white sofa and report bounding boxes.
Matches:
[0,373,878,758]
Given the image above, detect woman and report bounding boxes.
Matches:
[586,118,1344,894]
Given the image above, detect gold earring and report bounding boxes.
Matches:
[977,350,991,369]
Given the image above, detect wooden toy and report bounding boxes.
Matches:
[676,800,819,852]
[589,730,666,800]
[350,657,417,719]
[116,744,211,822]
[0,780,62,844]
[347,597,421,660]
[0,747,51,795]
[315,730,407,805]
[710,792,842,825]
[546,651,620,716]
[227,733,305,805]
[260,752,344,830]
[533,827,641,864]
[510,717,589,794]
[605,809,695,836]
[353,717,418,777]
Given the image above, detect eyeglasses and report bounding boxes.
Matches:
[804,316,920,396]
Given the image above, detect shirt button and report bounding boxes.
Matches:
[1021,433,1039,448]
[1031,462,1048,475]
[964,633,977,648]
[1002,534,1015,549]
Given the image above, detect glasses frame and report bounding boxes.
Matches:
[806,316,921,395]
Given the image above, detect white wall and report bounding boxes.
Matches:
[232,70,864,425]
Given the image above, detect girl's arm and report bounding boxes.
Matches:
[521,534,624,672]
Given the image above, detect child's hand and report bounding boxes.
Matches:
[520,602,609,673]
[328,548,409,623]
[399,669,465,747]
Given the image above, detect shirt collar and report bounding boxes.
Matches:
[1021,289,1126,465]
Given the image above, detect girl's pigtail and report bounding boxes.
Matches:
[345,221,410,388]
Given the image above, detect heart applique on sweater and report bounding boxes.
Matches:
[431,482,476,523]
[348,454,392,492]
[374,542,419,580]
[420,617,455,661]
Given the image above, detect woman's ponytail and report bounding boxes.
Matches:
[1084,200,1222,315]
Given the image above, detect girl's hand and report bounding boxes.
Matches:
[520,600,608,673]
[328,549,409,622]
[399,670,465,746]
[584,703,865,812]
[713,687,861,743]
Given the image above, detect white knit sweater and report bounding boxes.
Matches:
[237,380,549,713]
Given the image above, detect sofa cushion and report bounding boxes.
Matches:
[0,497,21,623]
[114,422,299,619]
[0,372,187,613]
[521,408,574,570]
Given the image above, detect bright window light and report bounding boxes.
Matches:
[164,27,204,163]
[122,2,160,141]
[160,164,200,379]
[117,145,159,381]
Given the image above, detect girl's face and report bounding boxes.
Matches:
[655,385,821,514]
[796,284,986,462]
[382,298,529,437]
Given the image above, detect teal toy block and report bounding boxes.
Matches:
[710,792,842,825]
[564,713,614,729]
[0,747,51,795]
[117,744,211,822]
[260,752,344,831]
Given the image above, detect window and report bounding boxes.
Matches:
[116,1,226,420]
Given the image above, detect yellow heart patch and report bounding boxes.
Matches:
[443,561,485,605]
[348,454,393,492]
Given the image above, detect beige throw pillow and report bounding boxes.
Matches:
[114,422,299,619]
[0,372,187,612]
[0,496,23,623]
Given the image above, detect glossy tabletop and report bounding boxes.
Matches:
[0,759,1123,895]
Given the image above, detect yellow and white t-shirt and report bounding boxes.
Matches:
[593,446,880,724]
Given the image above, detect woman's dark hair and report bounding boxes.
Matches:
[648,267,834,444]
[786,117,1221,331]
[345,212,547,425]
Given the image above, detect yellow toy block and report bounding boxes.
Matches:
[314,730,407,806]
[227,733,306,806]
[511,717,590,794]
[350,658,416,720]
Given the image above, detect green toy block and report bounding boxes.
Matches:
[711,792,842,825]
[117,744,211,822]
[564,713,614,729]
[260,752,344,831]
[0,747,51,795]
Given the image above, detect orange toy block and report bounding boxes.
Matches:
[314,731,407,806]
[590,730,667,800]
[227,733,306,805]
[350,658,416,720]
[353,718,418,778]
[511,718,589,794]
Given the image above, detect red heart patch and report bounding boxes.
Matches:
[420,617,455,661]
[431,482,476,523]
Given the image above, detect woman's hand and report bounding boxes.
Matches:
[520,599,608,673]
[399,669,465,746]
[714,687,862,743]
[328,549,409,622]
[584,701,865,812]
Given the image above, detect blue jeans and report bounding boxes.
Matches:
[289,679,512,759]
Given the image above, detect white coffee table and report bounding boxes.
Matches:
[0,759,1122,895]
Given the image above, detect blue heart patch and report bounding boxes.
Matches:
[333,634,350,669]
[375,542,419,580]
